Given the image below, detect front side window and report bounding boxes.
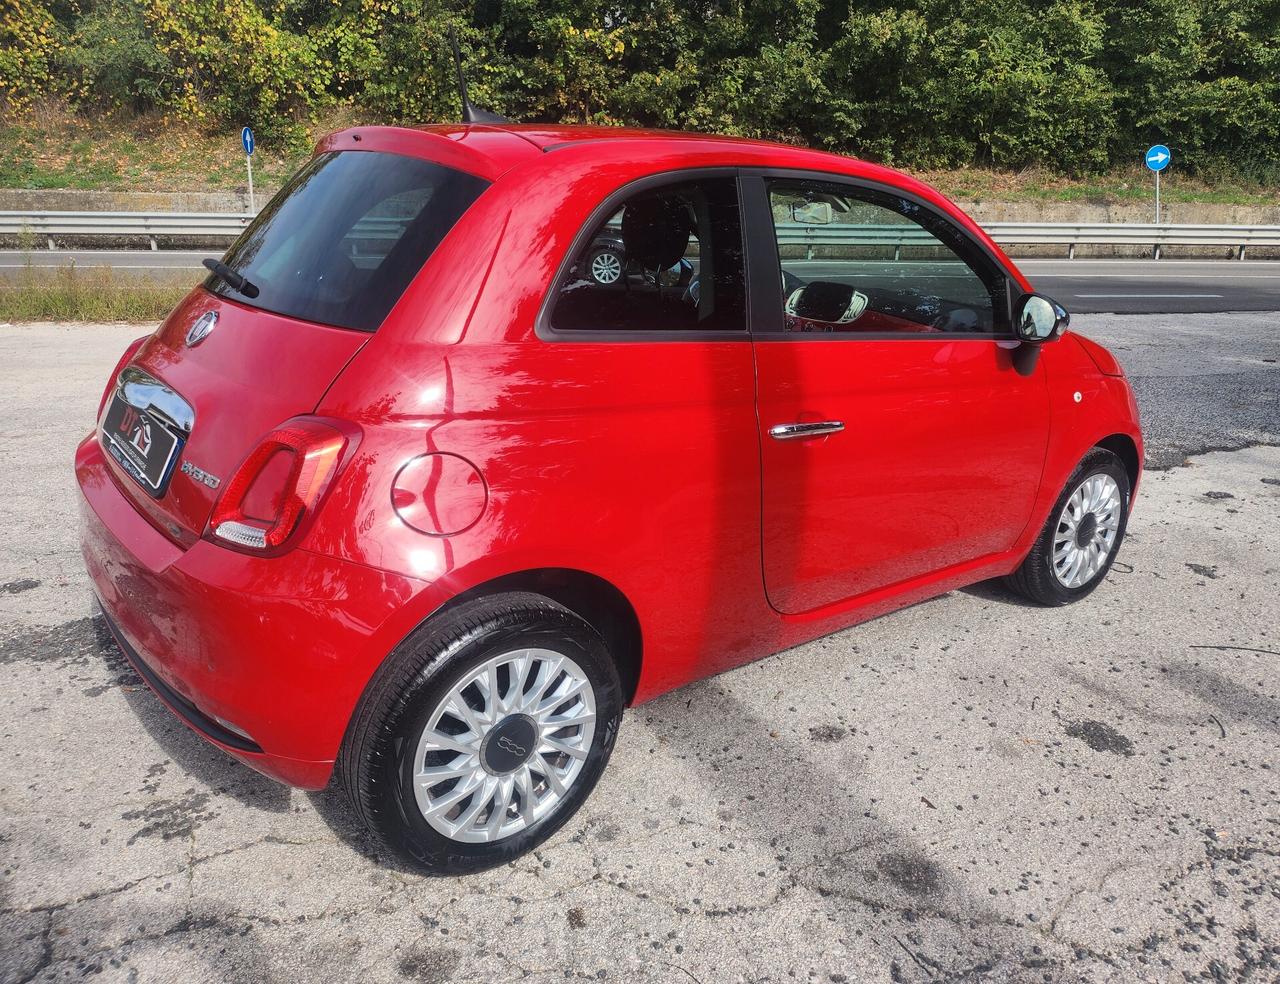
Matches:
[549,177,746,333]
[767,180,1007,335]
[206,151,489,332]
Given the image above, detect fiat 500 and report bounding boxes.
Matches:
[77,124,1142,874]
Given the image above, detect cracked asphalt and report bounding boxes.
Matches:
[2,316,1278,984]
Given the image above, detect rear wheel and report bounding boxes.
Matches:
[1005,448,1130,606]
[340,593,622,874]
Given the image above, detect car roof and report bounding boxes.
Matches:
[486,123,795,152]
[316,123,868,182]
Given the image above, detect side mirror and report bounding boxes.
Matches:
[1014,293,1069,342]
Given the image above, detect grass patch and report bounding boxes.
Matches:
[918,165,1280,207]
[0,100,361,197]
[0,264,189,322]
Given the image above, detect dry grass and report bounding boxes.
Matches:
[916,164,1280,207]
[0,264,189,322]
[0,100,370,196]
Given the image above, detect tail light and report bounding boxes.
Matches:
[209,417,355,553]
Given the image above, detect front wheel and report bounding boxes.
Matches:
[340,593,623,874]
[1005,447,1131,606]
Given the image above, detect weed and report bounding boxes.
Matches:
[0,263,189,322]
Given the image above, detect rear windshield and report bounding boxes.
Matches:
[205,151,489,332]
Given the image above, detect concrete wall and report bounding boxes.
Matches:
[0,188,280,214]
[964,200,1280,225]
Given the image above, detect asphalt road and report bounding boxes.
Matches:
[1022,260,1280,315]
[1082,313,1280,469]
[1,317,1278,984]
[3,251,1279,315]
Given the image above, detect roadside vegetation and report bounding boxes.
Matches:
[2,0,1278,185]
[0,263,188,322]
[0,0,1276,325]
[3,104,1279,207]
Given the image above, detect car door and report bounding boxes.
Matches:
[744,172,1050,615]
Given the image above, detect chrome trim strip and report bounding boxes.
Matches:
[768,421,846,440]
[117,365,195,434]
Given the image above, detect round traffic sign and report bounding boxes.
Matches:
[242,126,255,156]
[1144,144,1170,172]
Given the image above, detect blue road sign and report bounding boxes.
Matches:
[1145,144,1170,172]
[242,126,255,156]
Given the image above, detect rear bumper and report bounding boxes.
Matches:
[76,434,424,789]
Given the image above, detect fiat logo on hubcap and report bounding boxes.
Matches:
[186,310,218,347]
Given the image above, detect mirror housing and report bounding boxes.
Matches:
[1014,292,1069,343]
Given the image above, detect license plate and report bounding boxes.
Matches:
[100,393,183,497]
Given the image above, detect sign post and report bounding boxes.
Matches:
[242,126,256,213]
[1144,144,1170,223]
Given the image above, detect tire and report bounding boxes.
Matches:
[586,247,624,286]
[1005,447,1131,606]
[340,592,623,875]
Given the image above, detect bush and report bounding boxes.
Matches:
[59,0,173,112]
[0,0,66,112]
[2,0,1278,176]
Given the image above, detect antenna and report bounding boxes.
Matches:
[448,27,509,125]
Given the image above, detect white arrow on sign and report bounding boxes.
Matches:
[1148,150,1169,165]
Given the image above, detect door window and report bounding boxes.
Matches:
[549,177,746,333]
[766,180,1007,335]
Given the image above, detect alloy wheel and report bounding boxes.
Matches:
[411,648,597,843]
[590,251,623,285]
[1052,474,1122,588]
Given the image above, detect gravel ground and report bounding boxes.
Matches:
[1,317,1278,984]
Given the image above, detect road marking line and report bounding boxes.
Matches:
[1073,293,1224,298]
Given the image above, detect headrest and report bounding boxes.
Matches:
[621,196,693,270]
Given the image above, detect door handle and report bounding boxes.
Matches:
[768,421,845,440]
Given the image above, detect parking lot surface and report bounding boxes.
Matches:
[2,316,1278,984]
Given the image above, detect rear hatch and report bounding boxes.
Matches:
[100,148,490,546]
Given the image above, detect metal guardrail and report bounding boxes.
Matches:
[0,211,254,249]
[2,211,1279,259]
[1002,222,1280,259]
[778,222,1280,260]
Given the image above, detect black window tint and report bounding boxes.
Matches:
[206,152,488,332]
[550,177,746,333]
[767,180,1007,335]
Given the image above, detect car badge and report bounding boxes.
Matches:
[180,460,221,490]
[186,310,218,347]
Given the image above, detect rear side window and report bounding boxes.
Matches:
[206,151,488,332]
[549,177,746,333]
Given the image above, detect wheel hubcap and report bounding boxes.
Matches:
[1053,474,1122,589]
[591,252,622,284]
[412,648,596,844]
[480,714,537,774]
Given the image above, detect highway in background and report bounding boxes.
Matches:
[2,250,1279,314]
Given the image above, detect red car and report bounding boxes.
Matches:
[77,124,1142,874]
